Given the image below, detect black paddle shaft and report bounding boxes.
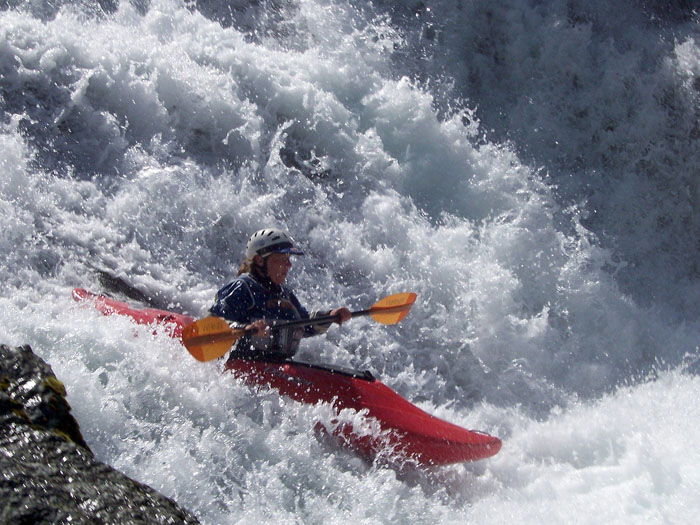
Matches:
[243,302,409,334]
[259,309,371,332]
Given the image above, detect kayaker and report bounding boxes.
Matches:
[210,228,352,361]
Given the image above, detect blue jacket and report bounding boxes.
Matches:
[210,272,328,360]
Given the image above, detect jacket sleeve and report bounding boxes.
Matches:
[209,279,254,325]
[308,309,333,335]
[289,293,337,337]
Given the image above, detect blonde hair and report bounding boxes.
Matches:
[237,257,256,275]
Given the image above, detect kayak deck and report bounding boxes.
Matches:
[72,288,194,337]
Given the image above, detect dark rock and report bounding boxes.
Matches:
[0,344,200,524]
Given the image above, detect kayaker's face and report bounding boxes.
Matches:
[265,253,292,284]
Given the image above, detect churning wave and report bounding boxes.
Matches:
[1,0,699,522]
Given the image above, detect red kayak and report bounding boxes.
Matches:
[73,288,502,465]
[72,288,194,338]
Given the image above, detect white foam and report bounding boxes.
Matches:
[1,0,699,522]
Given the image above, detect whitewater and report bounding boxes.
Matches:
[1,0,699,522]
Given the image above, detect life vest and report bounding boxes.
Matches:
[210,273,320,359]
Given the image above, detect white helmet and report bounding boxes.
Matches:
[245,228,305,259]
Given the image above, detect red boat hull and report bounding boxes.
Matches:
[223,358,501,465]
[73,288,502,465]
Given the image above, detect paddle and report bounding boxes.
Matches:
[182,292,417,362]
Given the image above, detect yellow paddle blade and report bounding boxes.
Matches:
[368,292,417,325]
[181,316,246,362]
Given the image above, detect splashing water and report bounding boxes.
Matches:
[1,0,699,522]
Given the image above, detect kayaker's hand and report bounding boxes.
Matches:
[246,319,270,337]
[331,307,352,325]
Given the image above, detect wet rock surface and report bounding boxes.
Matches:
[0,344,200,524]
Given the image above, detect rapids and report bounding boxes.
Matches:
[1,0,698,522]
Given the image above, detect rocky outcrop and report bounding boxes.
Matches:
[0,344,200,524]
